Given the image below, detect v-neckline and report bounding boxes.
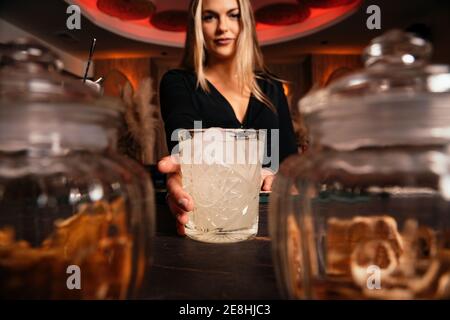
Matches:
[206,79,252,126]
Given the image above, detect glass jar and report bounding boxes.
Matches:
[270,30,450,299]
[0,39,155,299]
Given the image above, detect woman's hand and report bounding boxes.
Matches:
[158,157,275,236]
[261,168,275,192]
[157,155,194,236]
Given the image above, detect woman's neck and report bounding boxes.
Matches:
[205,57,237,82]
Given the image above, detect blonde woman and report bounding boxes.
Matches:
[158,0,297,235]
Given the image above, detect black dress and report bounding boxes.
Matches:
[159,69,298,168]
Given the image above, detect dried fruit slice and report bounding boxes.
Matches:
[350,239,398,288]
[436,272,450,299]
[0,197,131,299]
[327,216,403,276]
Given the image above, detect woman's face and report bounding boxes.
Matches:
[201,0,241,62]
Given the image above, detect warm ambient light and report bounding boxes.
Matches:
[283,83,290,96]
[67,0,363,48]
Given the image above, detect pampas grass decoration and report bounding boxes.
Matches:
[122,77,168,164]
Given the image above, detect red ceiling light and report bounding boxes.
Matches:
[302,0,357,8]
[150,10,188,32]
[70,0,363,47]
[255,2,310,26]
[97,0,155,20]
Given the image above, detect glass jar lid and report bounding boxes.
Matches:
[299,30,450,150]
[0,38,123,112]
[0,39,124,153]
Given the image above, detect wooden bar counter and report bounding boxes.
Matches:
[140,193,281,300]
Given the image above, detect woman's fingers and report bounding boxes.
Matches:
[167,190,189,237]
[166,174,194,212]
[261,168,275,191]
[157,155,180,174]
[158,155,191,236]
[168,195,188,236]
[262,174,275,191]
[176,222,186,236]
[166,171,193,236]
[167,194,190,223]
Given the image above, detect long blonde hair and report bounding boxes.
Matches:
[181,0,277,113]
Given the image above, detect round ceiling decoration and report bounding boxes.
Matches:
[96,0,155,20]
[70,0,363,47]
[255,3,310,26]
[302,0,358,9]
[150,10,188,32]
